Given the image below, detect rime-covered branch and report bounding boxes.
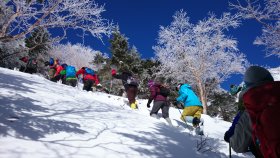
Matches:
[0,0,114,42]
[230,0,280,57]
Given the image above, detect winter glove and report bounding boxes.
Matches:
[147,99,153,108]
[111,69,117,76]
[97,83,102,88]
[178,102,184,109]
[224,131,231,143]
[44,61,50,66]
[223,112,240,143]
[173,101,182,108]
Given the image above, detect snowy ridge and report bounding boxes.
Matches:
[0,68,252,158]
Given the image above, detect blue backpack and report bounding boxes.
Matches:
[66,66,76,78]
[49,58,54,66]
[85,68,94,76]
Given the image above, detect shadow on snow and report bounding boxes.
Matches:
[0,72,87,140]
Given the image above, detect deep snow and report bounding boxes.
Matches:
[0,68,252,158]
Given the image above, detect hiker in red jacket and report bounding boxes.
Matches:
[50,64,64,82]
[225,66,278,158]
[76,67,100,91]
[19,56,37,74]
[241,66,279,158]
[46,58,59,79]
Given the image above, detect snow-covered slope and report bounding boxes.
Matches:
[269,67,280,81]
[0,68,251,158]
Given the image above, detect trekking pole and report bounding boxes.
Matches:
[176,102,182,115]
[177,107,182,115]
[76,77,79,88]
[229,143,232,158]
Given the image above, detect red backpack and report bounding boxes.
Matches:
[243,81,280,158]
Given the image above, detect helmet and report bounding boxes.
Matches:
[61,63,68,69]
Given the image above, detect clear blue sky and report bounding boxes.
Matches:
[64,0,279,90]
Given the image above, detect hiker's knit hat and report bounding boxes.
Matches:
[244,66,274,88]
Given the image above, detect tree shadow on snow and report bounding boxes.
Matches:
[0,72,87,140]
[116,123,249,158]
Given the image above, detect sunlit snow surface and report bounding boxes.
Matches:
[0,68,253,158]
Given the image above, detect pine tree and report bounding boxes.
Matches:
[25,27,51,74]
[25,27,51,58]
[0,39,27,68]
[137,59,160,98]
[208,91,237,121]
[126,46,142,74]
[92,52,108,71]
[109,30,155,96]
[109,30,130,68]
[92,53,116,93]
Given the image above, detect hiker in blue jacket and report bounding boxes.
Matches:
[176,83,203,127]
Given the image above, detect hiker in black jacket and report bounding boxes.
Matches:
[111,68,138,109]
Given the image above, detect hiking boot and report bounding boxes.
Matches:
[165,118,173,126]
[192,117,200,127]
[151,114,158,119]
[130,101,138,109]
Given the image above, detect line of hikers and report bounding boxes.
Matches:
[110,67,204,129]
[44,58,104,92]
[114,65,280,158]
[18,56,38,74]
[18,56,280,158]
[17,56,203,130]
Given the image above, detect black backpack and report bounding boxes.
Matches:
[126,75,139,87]
[157,86,170,97]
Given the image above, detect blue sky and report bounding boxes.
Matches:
[64,0,279,90]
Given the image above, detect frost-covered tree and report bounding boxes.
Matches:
[92,52,116,92]
[109,30,142,74]
[110,30,130,68]
[230,0,280,57]
[154,10,248,114]
[25,27,51,58]
[128,46,142,74]
[93,52,109,71]
[136,59,160,98]
[0,0,114,42]
[25,27,51,74]
[109,30,147,96]
[49,43,105,69]
[0,39,28,68]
